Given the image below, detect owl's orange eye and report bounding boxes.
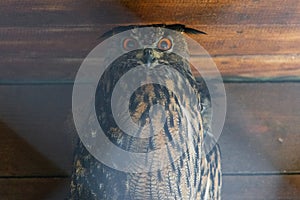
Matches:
[157,38,172,51]
[123,38,138,50]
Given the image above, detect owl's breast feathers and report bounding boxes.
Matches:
[70,50,221,199]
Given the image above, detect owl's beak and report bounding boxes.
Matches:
[142,48,156,67]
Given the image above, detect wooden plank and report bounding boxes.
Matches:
[191,25,300,56]
[0,0,299,26]
[192,55,300,78]
[0,0,139,27]
[220,83,300,173]
[0,83,299,177]
[0,85,73,176]
[0,122,66,177]
[223,175,300,200]
[1,25,299,57]
[0,178,70,200]
[0,175,299,199]
[119,0,300,25]
[0,25,300,80]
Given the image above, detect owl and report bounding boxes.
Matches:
[69,24,221,200]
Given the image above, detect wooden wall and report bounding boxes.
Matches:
[0,0,300,199]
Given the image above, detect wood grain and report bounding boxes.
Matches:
[0,25,300,80]
[119,0,300,25]
[1,25,299,57]
[0,0,299,26]
[192,55,300,78]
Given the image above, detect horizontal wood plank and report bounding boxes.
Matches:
[0,0,299,26]
[119,0,300,25]
[192,55,300,78]
[223,175,300,200]
[0,25,300,80]
[221,83,300,173]
[0,175,299,199]
[0,83,299,176]
[0,85,74,176]
[0,122,67,177]
[0,178,70,200]
[1,25,300,57]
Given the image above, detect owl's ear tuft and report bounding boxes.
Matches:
[163,24,206,35]
[99,25,136,39]
[182,27,207,35]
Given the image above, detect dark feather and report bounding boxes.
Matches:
[163,24,207,35]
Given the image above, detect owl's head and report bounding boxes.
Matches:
[100,24,205,68]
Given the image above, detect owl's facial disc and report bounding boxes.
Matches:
[119,27,187,68]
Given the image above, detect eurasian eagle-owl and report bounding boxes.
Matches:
[70,24,221,200]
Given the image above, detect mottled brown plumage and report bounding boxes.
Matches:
[69,25,221,199]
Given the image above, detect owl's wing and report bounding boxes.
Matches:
[196,77,222,199]
[69,139,131,200]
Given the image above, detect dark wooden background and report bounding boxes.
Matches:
[1,0,300,199]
